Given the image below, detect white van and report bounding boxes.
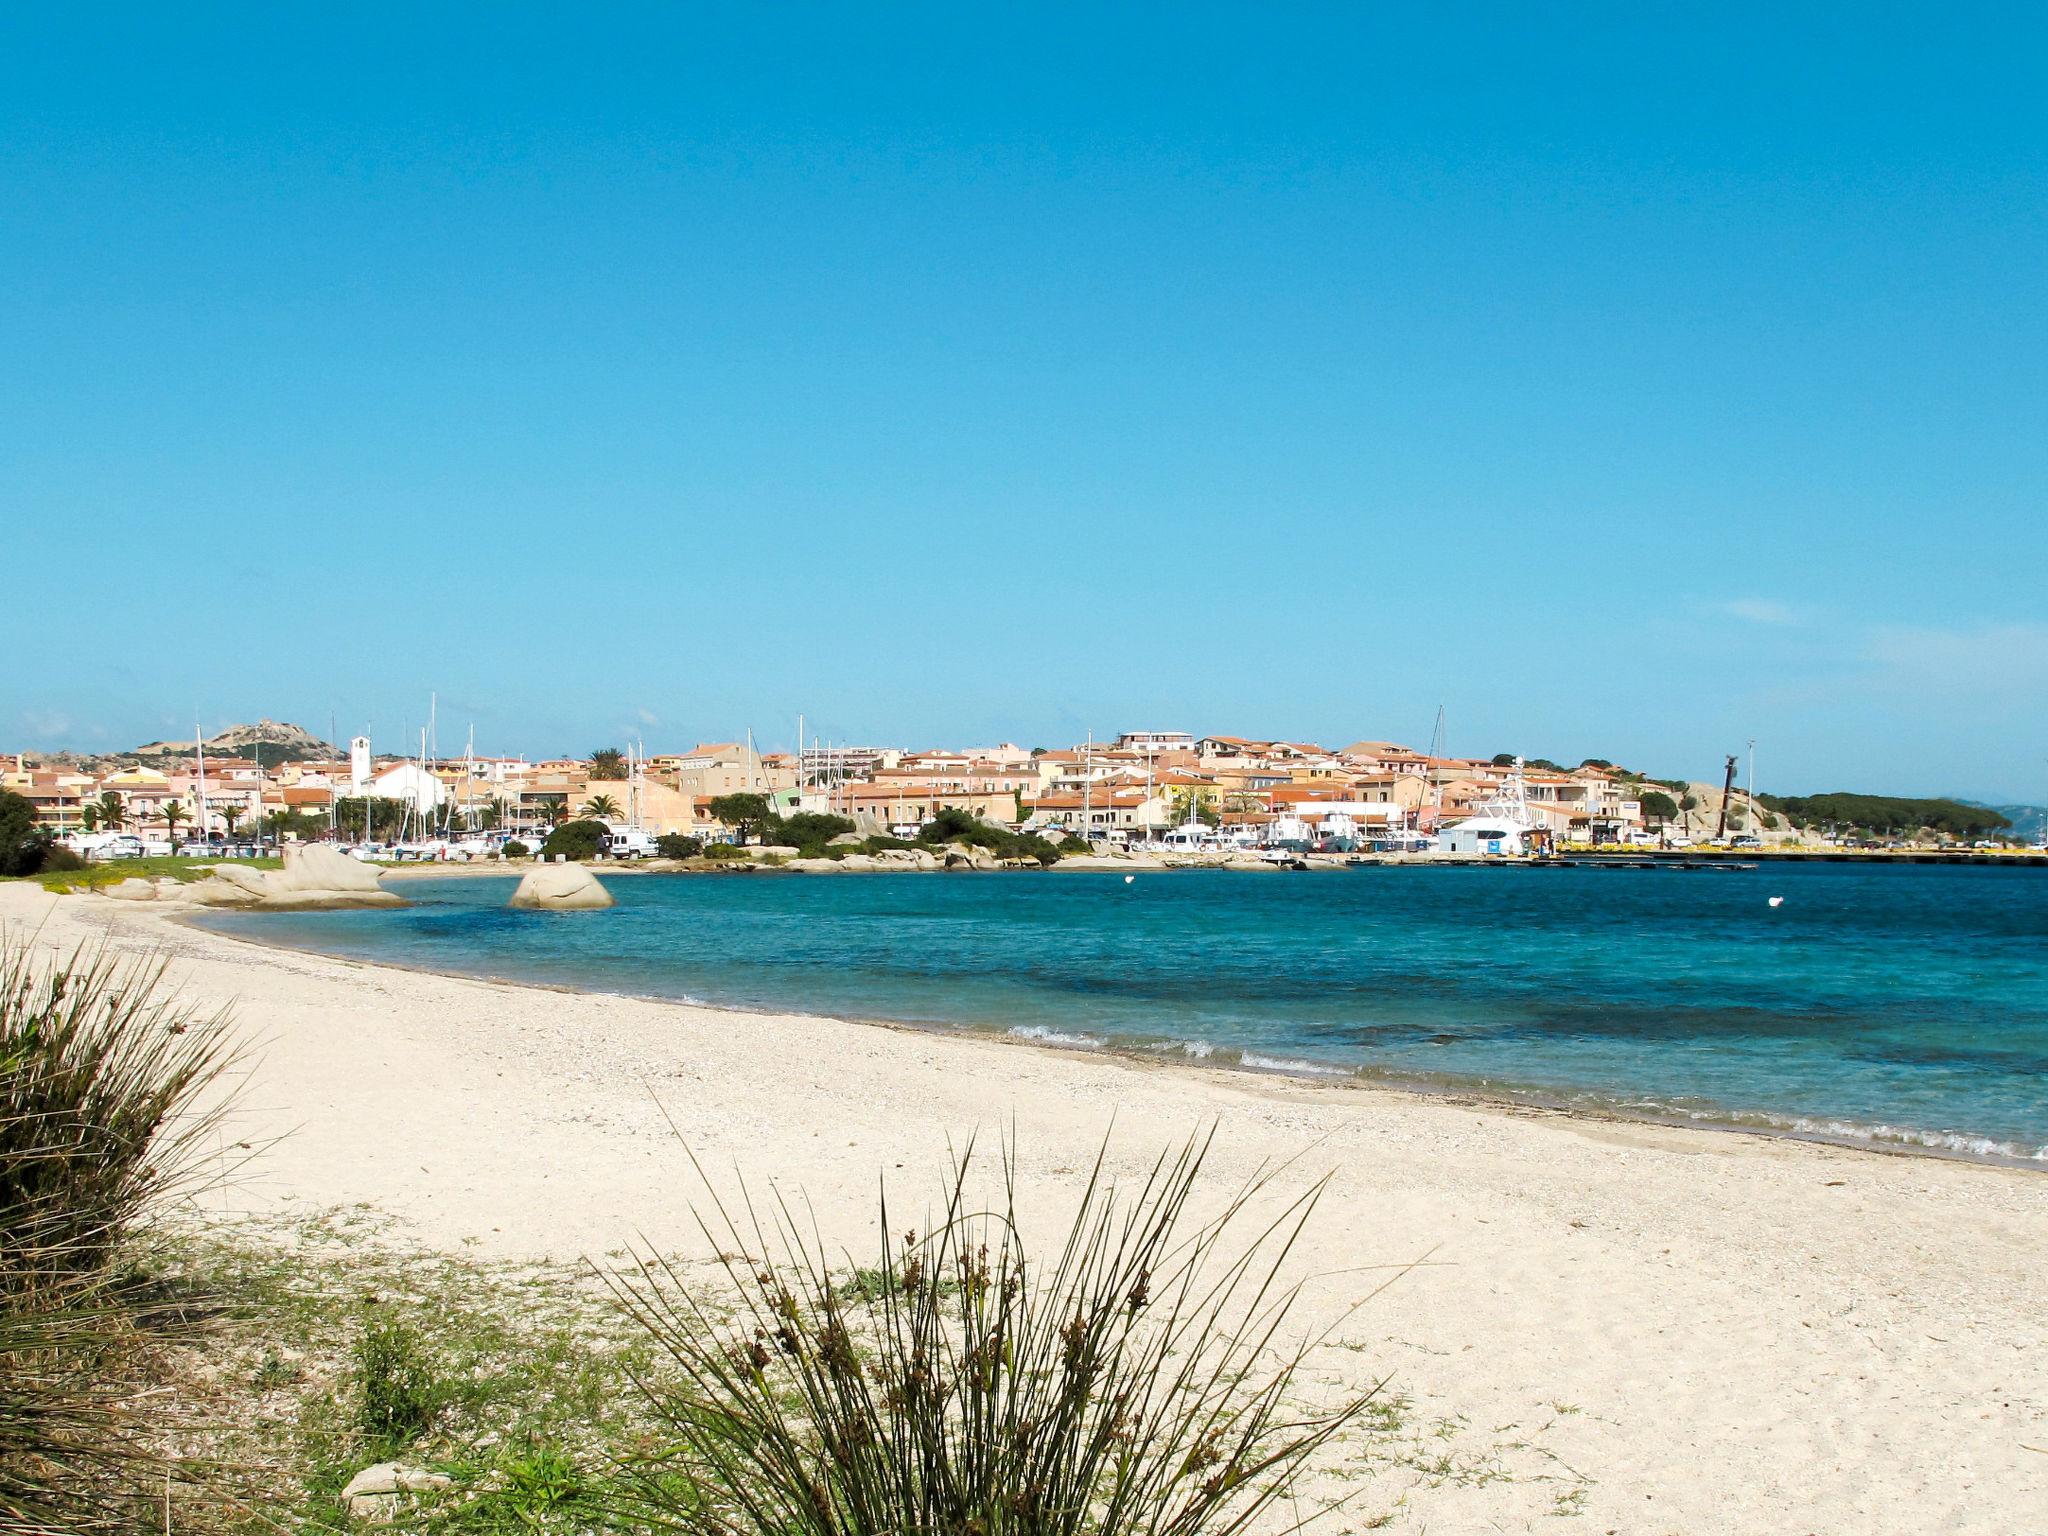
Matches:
[602,828,660,859]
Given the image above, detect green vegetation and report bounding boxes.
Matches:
[702,842,749,862]
[1,935,244,1531]
[609,1132,1376,1536]
[581,793,622,820]
[915,806,1066,865]
[356,1312,445,1450]
[540,820,606,860]
[28,854,282,894]
[1760,792,2012,838]
[501,839,531,859]
[655,833,701,859]
[706,793,772,844]
[1637,790,1679,825]
[336,795,412,842]
[587,748,627,781]
[756,810,856,858]
[0,790,56,877]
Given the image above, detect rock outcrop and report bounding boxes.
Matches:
[92,845,403,910]
[340,1461,452,1522]
[253,846,404,909]
[509,863,615,910]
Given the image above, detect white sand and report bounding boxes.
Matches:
[5,878,2043,1532]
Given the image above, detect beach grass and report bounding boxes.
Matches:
[0,935,246,1532]
[26,855,283,893]
[607,1130,1382,1536]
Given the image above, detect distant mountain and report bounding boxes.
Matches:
[129,719,337,765]
[1980,804,2047,843]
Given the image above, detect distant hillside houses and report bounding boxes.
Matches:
[2,727,2025,850]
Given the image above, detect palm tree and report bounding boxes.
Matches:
[91,792,125,830]
[589,748,627,781]
[162,802,187,847]
[582,793,621,821]
[219,804,244,841]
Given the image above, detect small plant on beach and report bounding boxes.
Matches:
[609,1130,1378,1536]
[656,834,702,860]
[502,839,531,859]
[0,934,245,1529]
[355,1312,444,1449]
[0,936,243,1291]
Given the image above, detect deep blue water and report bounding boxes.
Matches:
[202,864,2048,1163]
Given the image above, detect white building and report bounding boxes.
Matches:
[1116,730,1196,756]
[365,761,447,812]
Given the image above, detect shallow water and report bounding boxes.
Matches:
[202,863,2048,1164]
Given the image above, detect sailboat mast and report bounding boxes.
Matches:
[194,725,208,846]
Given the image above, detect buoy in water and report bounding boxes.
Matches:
[1124,875,1135,884]
[1768,895,1785,908]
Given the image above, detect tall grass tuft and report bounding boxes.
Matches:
[611,1129,1380,1536]
[1,931,244,1532]
[0,934,242,1294]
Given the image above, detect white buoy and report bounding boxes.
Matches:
[1124,874,1135,884]
[1768,895,1784,908]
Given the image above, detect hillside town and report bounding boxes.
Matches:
[4,719,1845,859]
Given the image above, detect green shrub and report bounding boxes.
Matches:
[1058,834,1091,853]
[355,1313,442,1449]
[501,839,531,859]
[36,846,84,874]
[609,1133,1376,1536]
[702,843,748,863]
[761,811,855,850]
[540,819,606,860]
[0,937,242,1291]
[1,935,243,1529]
[656,833,702,859]
[0,790,53,878]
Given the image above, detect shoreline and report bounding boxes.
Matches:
[196,878,2048,1173]
[6,876,2045,1531]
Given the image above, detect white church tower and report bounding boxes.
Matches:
[349,735,372,796]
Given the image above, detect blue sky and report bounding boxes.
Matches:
[5,6,2045,800]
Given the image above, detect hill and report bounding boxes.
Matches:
[129,719,337,767]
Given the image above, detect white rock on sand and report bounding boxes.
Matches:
[86,847,402,910]
[339,1461,451,1521]
[508,863,615,910]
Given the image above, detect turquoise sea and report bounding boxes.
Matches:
[202,864,2048,1165]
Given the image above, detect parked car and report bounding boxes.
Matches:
[602,828,660,858]
[1731,834,1762,849]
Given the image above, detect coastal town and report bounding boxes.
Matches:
[3,717,2024,863]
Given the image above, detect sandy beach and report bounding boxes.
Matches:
[4,875,2043,1533]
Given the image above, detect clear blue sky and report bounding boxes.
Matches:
[5,6,2045,801]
